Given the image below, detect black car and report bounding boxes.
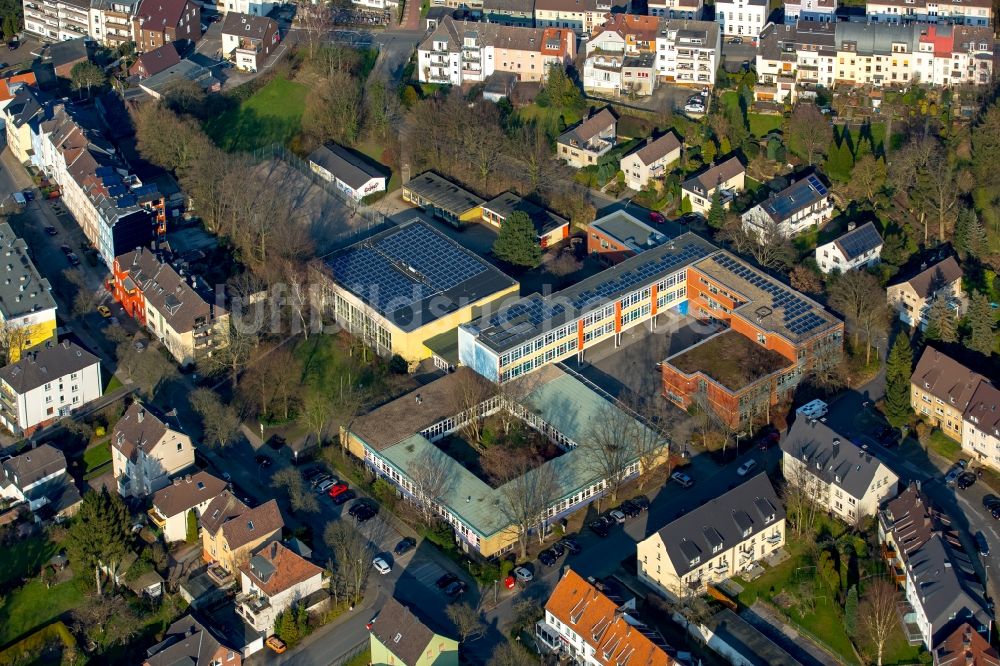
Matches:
[394,537,416,555]
[354,506,377,523]
[549,542,565,558]
[538,550,557,567]
[444,581,467,597]
[254,454,272,467]
[302,467,324,482]
[22,190,34,201]
[983,494,1000,509]
[957,472,977,490]
[589,517,611,538]
[332,489,356,505]
[632,496,650,511]
[752,426,780,451]
[619,500,641,518]
[436,573,458,589]
[59,244,72,255]
[558,538,581,554]
[976,531,990,557]
[44,226,57,236]
[7,42,16,51]
[348,500,373,517]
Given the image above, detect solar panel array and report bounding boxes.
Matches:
[807,174,828,196]
[836,223,881,260]
[327,223,490,315]
[710,254,829,338]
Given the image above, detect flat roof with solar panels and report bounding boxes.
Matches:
[759,173,829,224]
[470,232,718,353]
[693,252,840,343]
[323,219,517,332]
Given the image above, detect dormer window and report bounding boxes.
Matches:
[765,513,775,523]
[689,556,700,566]
[712,543,722,554]
[743,528,752,538]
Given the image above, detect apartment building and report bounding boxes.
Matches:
[201,495,284,574]
[149,471,227,543]
[781,419,899,523]
[887,255,964,329]
[3,88,46,167]
[23,0,89,41]
[656,18,721,86]
[556,107,617,168]
[143,616,242,666]
[583,14,659,95]
[133,0,202,52]
[370,597,459,666]
[648,0,703,19]
[221,12,279,72]
[0,223,58,361]
[0,443,81,518]
[715,0,767,39]
[111,401,194,499]
[533,0,626,34]
[586,210,667,263]
[536,568,672,664]
[638,474,785,600]
[681,156,745,215]
[866,0,992,26]
[910,347,984,443]
[879,485,992,649]
[90,0,140,46]
[112,247,230,367]
[219,0,276,14]
[784,0,837,23]
[237,541,325,635]
[483,0,534,26]
[741,171,833,239]
[815,221,883,274]
[0,341,101,436]
[963,381,1000,471]
[620,131,682,190]
[416,16,575,85]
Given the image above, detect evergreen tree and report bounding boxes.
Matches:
[954,208,987,259]
[680,195,693,214]
[66,488,131,595]
[186,509,199,543]
[825,134,855,182]
[492,211,542,267]
[707,188,725,229]
[964,291,996,356]
[924,293,957,343]
[844,586,860,638]
[884,334,913,427]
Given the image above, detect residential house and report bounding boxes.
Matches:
[648,0,703,19]
[0,443,81,518]
[619,131,681,190]
[0,341,101,436]
[308,143,387,202]
[133,0,202,52]
[220,12,279,73]
[90,0,142,47]
[2,87,46,166]
[715,0,767,39]
[219,0,276,15]
[781,418,899,523]
[910,347,984,443]
[128,42,181,79]
[866,0,992,26]
[201,496,284,574]
[556,107,616,168]
[533,0,627,34]
[149,471,227,543]
[637,473,785,600]
[583,14,660,95]
[879,485,992,649]
[962,380,1000,472]
[480,192,569,248]
[401,172,485,227]
[0,74,39,115]
[656,18,722,87]
[0,223,58,360]
[482,0,534,26]
[112,247,230,366]
[815,221,883,274]
[536,568,672,664]
[136,58,221,99]
[681,156,745,215]
[416,17,575,85]
[784,0,837,23]
[741,171,833,239]
[236,541,325,634]
[586,209,667,263]
[933,623,999,666]
[370,597,460,666]
[144,615,242,666]
[111,401,194,499]
[888,255,964,329]
[37,36,92,77]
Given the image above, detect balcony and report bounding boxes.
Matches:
[765,533,782,545]
[428,54,449,66]
[146,507,167,529]
[462,49,480,62]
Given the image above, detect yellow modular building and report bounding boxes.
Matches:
[319,218,518,365]
[0,223,57,360]
[402,171,484,228]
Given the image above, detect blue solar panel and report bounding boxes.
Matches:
[374,223,487,293]
[328,246,425,313]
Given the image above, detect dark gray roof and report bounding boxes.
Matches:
[403,171,484,215]
[1,444,65,490]
[653,473,784,578]
[682,156,745,197]
[833,222,882,261]
[590,210,666,251]
[308,143,387,191]
[145,615,235,666]
[0,341,99,395]
[781,419,895,500]
[370,597,455,665]
[5,87,46,129]
[0,223,57,321]
[629,131,682,167]
[756,172,829,224]
[483,0,534,12]
[220,11,277,39]
[704,610,804,666]
[42,38,90,69]
[140,59,219,96]
[558,108,616,147]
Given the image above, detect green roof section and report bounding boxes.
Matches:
[424,328,459,365]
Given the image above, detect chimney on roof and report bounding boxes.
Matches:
[271,542,278,559]
[847,221,856,231]
[137,408,144,423]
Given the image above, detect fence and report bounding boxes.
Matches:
[330,639,368,666]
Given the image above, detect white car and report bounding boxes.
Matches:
[737,459,758,476]
[684,103,705,114]
[670,471,694,488]
[796,399,828,420]
[372,557,391,575]
[513,566,533,583]
[316,479,335,493]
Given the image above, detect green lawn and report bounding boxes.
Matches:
[0,534,57,590]
[0,578,85,648]
[342,648,372,666]
[105,374,123,393]
[82,439,112,479]
[205,77,309,152]
[749,113,783,137]
[926,428,962,460]
[355,139,399,192]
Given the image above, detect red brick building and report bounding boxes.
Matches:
[133,0,202,52]
[586,210,666,264]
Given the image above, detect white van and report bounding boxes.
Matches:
[796,399,828,420]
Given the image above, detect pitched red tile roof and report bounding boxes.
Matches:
[220,499,283,550]
[240,541,323,598]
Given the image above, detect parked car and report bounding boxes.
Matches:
[59,244,72,255]
[957,459,969,468]
[44,225,57,235]
[609,509,627,524]
[538,550,557,567]
[728,36,743,44]
[372,557,391,575]
[266,636,287,653]
[394,537,416,555]
[619,500,641,518]
[737,459,758,476]
[874,425,898,447]
[975,531,990,557]
[22,190,34,201]
[303,468,325,482]
[632,496,650,511]
[956,472,977,490]
[315,478,335,493]
[436,573,458,589]
[548,542,565,558]
[354,505,377,523]
[67,253,80,266]
[97,305,112,318]
[589,517,611,537]
[753,426,780,450]
[684,103,706,114]
[513,566,533,583]
[328,482,350,498]
[983,494,1000,511]
[558,537,582,554]
[670,471,694,488]
[348,500,371,517]
[649,211,666,224]
[444,581,467,598]
[796,399,828,420]
[944,466,963,486]
[332,489,356,505]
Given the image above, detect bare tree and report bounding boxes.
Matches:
[496,454,559,558]
[408,447,455,525]
[785,104,832,164]
[272,468,319,514]
[0,321,33,364]
[859,580,900,666]
[617,394,671,491]
[207,321,257,389]
[781,459,823,537]
[721,216,794,269]
[190,387,242,448]
[486,640,534,666]
[324,521,375,605]
[296,2,334,60]
[445,603,485,642]
[63,269,101,316]
[116,338,178,398]
[580,400,637,507]
[299,388,334,448]
[449,370,495,445]
[828,270,882,349]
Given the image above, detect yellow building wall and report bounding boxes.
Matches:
[202,527,281,573]
[910,383,964,442]
[9,316,57,361]
[477,524,521,559]
[459,206,483,223]
[370,632,459,666]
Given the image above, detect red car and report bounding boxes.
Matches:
[649,211,666,224]
[328,482,349,498]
